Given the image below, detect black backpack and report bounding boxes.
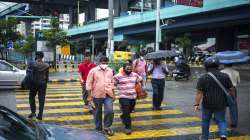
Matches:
[21,62,35,90]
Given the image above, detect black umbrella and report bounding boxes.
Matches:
[144,50,178,60]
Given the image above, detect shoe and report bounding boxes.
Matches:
[36,116,42,121]
[28,113,36,119]
[220,135,227,140]
[125,129,132,135]
[152,107,156,110]
[155,107,162,110]
[104,128,114,136]
[131,110,135,113]
[83,105,89,109]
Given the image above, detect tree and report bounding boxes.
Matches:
[14,35,35,61]
[175,33,192,59]
[43,18,69,70]
[0,18,22,60]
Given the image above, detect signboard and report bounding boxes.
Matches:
[36,31,45,41]
[7,41,13,49]
[176,0,203,7]
[61,45,70,55]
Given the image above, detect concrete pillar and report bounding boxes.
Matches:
[216,27,236,52]
[114,0,128,17]
[85,0,96,22]
[69,7,79,27]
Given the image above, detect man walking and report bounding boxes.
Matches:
[221,64,240,129]
[86,56,115,136]
[78,54,96,110]
[194,57,235,140]
[114,61,143,135]
[28,51,49,120]
[147,59,168,110]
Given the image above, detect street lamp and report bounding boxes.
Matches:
[108,0,114,58]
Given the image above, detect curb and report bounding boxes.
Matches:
[48,79,80,83]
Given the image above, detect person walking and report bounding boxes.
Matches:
[221,64,240,129]
[114,61,143,135]
[147,59,168,110]
[28,51,49,121]
[78,54,96,111]
[194,57,235,140]
[132,52,147,112]
[86,56,115,136]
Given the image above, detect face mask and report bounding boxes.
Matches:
[140,56,144,60]
[124,70,132,75]
[99,64,108,70]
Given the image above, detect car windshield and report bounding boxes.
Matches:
[0,107,38,140]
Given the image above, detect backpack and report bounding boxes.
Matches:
[21,62,35,90]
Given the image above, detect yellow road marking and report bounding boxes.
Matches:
[16,98,152,103]
[17,97,82,102]
[17,102,165,109]
[215,136,250,140]
[16,93,82,98]
[63,116,200,129]
[42,110,182,122]
[109,125,218,140]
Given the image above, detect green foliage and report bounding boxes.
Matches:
[175,33,192,58]
[0,18,21,46]
[108,60,125,74]
[14,35,34,55]
[43,18,69,48]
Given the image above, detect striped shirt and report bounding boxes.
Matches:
[196,71,233,110]
[114,72,142,99]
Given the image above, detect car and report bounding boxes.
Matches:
[0,105,108,140]
[0,60,26,86]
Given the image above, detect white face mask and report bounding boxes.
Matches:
[140,56,144,60]
[99,64,108,70]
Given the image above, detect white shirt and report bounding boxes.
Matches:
[221,67,240,87]
[148,64,168,79]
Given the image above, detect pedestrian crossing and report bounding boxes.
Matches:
[16,82,250,140]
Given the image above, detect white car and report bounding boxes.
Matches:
[0,60,26,86]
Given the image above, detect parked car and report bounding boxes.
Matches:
[0,105,107,140]
[0,60,26,86]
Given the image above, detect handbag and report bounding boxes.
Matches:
[135,83,147,99]
[208,72,235,106]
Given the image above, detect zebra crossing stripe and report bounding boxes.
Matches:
[108,125,219,140]
[63,116,201,129]
[41,109,183,122]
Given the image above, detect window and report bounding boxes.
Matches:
[0,111,36,140]
[0,62,12,71]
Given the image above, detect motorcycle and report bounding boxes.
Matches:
[172,61,191,81]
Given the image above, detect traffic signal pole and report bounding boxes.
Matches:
[155,0,161,52]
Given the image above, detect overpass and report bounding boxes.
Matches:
[67,0,250,51]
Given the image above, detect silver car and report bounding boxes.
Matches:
[0,60,26,86]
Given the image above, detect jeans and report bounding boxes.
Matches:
[229,90,238,127]
[119,98,136,129]
[29,83,47,118]
[81,83,88,106]
[151,79,165,108]
[201,107,227,140]
[93,97,114,131]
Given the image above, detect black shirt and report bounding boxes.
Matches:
[196,71,233,110]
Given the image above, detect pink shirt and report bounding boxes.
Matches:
[114,72,142,99]
[133,59,147,76]
[86,66,115,98]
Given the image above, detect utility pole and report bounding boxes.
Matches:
[77,0,80,26]
[108,0,114,58]
[155,0,161,52]
[91,35,95,61]
[141,0,144,13]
